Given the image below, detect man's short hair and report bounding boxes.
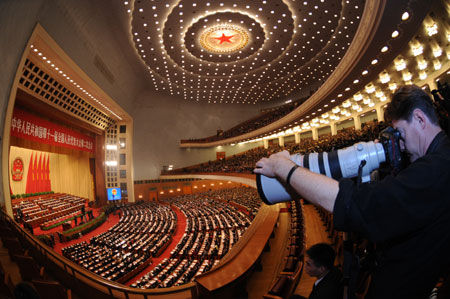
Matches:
[306,243,335,270]
[384,85,439,124]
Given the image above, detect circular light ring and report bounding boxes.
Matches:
[199,25,249,54]
[182,12,267,63]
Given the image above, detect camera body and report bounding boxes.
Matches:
[257,127,404,205]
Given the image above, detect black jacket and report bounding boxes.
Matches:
[334,131,450,299]
[309,267,343,299]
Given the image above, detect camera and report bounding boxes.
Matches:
[256,127,405,205]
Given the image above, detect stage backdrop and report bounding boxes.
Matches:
[9,146,94,201]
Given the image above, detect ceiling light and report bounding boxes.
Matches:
[401,12,409,21]
[381,46,388,52]
[391,30,399,38]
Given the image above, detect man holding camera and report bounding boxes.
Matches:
[254,85,450,299]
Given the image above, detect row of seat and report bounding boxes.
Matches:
[131,258,220,289]
[264,199,306,299]
[61,202,176,284]
[0,214,72,299]
[128,190,258,289]
[62,241,152,283]
[13,194,87,227]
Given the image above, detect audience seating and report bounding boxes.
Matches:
[173,121,387,174]
[14,254,46,282]
[32,279,72,299]
[263,199,305,298]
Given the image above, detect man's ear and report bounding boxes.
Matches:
[412,109,427,129]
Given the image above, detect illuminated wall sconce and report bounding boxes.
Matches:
[375,90,384,98]
[395,58,406,71]
[411,43,423,56]
[332,107,340,114]
[426,22,438,36]
[418,58,428,70]
[379,95,388,102]
[363,97,371,105]
[419,71,427,80]
[342,100,351,108]
[138,194,143,198]
[354,93,363,101]
[402,71,412,82]
[433,59,441,70]
[433,47,442,58]
[365,84,375,94]
[389,82,397,91]
[379,72,390,84]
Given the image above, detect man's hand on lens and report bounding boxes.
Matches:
[254,150,293,178]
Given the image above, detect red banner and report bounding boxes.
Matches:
[11,109,95,152]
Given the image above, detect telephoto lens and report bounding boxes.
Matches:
[256,141,386,205]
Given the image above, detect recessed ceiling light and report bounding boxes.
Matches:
[401,12,409,21]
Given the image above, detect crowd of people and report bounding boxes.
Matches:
[181,97,307,143]
[175,121,387,174]
[130,190,259,289]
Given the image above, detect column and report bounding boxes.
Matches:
[263,139,269,149]
[294,132,301,144]
[354,115,361,131]
[330,122,337,136]
[278,136,285,147]
[312,128,318,141]
[376,105,384,122]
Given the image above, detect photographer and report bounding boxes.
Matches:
[254,85,450,299]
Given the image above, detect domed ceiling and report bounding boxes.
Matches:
[127,0,364,104]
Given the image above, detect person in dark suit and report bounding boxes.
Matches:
[302,243,343,299]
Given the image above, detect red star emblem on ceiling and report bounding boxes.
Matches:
[214,33,234,44]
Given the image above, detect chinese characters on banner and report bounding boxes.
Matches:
[11,109,95,153]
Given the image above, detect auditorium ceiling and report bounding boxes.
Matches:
[124,0,435,107]
[128,0,364,104]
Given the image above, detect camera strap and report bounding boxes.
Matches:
[356,160,367,188]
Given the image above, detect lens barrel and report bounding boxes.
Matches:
[257,141,386,204]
